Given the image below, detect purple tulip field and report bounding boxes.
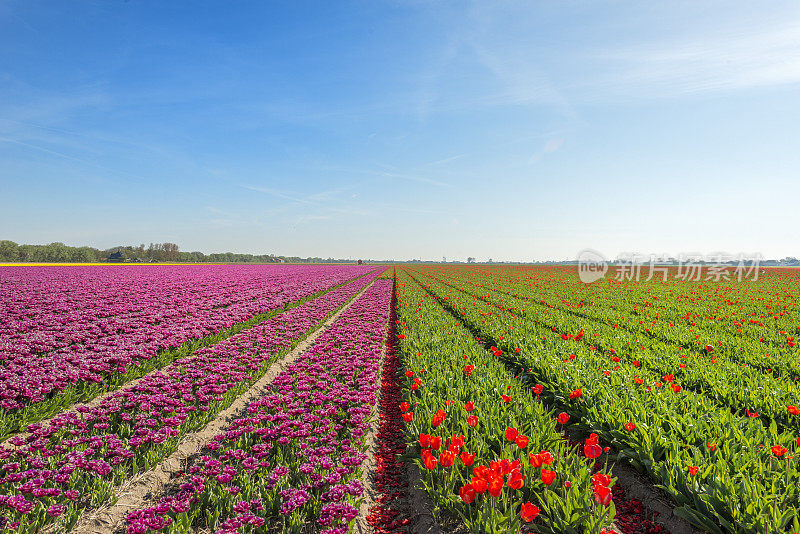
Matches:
[0,265,375,436]
[0,265,394,533]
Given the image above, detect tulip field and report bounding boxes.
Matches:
[0,265,387,533]
[1,263,799,533]
[391,265,800,534]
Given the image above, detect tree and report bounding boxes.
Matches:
[162,243,179,262]
[45,242,70,262]
[467,257,475,263]
[0,240,18,261]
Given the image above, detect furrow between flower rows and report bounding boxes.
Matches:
[366,276,413,534]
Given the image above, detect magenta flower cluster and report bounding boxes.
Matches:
[125,279,392,534]
[0,265,374,410]
[0,269,382,531]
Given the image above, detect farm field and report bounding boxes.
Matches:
[387,265,800,534]
[1,263,798,533]
[4,2,797,533]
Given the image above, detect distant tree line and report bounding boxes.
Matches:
[0,240,286,263]
[0,240,371,264]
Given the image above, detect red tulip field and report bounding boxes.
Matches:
[1,264,798,533]
[388,265,800,534]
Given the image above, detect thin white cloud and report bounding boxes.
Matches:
[239,184,312,204]
[590,19,800,96]
[379,171,450,187]
[425,154,465,166]
[543,138,564,153]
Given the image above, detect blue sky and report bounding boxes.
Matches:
[1,1,799,261]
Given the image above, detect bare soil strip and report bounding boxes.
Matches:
[69,279,377,534]
[352,331,387,534]
[405,461,443,534]
[610,462,699,534]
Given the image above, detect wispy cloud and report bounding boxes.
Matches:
[0,136,150,184]
[379,171,450,187]
[528,137,565,164]
[425,154,465,166]
[589,18,800,96]
[239,184,312,204]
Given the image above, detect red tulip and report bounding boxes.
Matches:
[463,401,475,412]
[460,451,475,467]
[593,485,612,506]
[439,450,455,467]
[458,484,477,504]
[557,412,570,425]
[583,432,603,458]
[591,472,611,488]
[463,365,474,376]
[429,436,442,450]
[501,394,511,403]
[487,476,504,497]
[772,445,788,457]
[471,476,488,493]
[467,415,478,427]
[400,402,410,411]
[788,406,800,416]
[431,410,447,428]
[569,388,582,399]
[423,454,437,470]
[584,441,603,459]
[505,427,519,441]
[418,434,431,448]
[515,435,529,449]
[624,422,636,431]
[507,470,525,489]
[540,469,556,485]
[402,411,413,422]
[520,501,540,522]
